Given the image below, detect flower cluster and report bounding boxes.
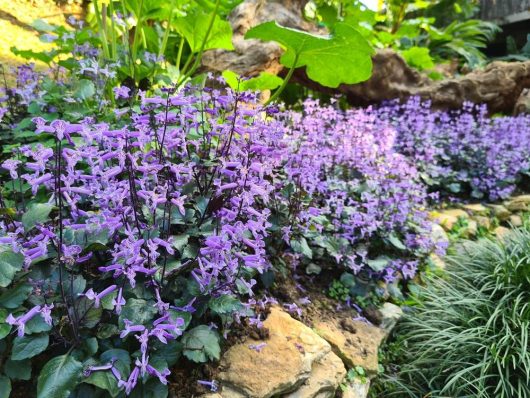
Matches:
[271,99,445,284]
[0,84,284,394]
[376,97,530,200]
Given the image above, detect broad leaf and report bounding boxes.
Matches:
[366,255,392,272]
[0,375,11,398]
[0,250,24,287]
[37,354,83,398]
[12,334,49,360]
[0,308,11,338]
[118,298,157,327]
[209,295,242,314]
[22,203,53,230]
[0,283,33,309]
[245,21,373,88]
[4,358,32,380]
[222,70,283,91]
[181,325,220,363]
[175,11,234,53]
[401,46,434,71]
[74,80,96,101]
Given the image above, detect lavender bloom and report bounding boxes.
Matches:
[198,379,218,392]
[6,305,42,337]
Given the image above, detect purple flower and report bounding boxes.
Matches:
[6,305,42,337]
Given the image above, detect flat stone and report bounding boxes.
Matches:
[487,204,512,221]
[505,200,528,212]
[430,209,468,231]
[315,319,385,376]
[474,216,491,230]
[428,253,446,271]
[509,195,530,204]
[494,226,511,240]
[465,220,478,238]
[508,215,523,227]
[285,351,346,398]
[462,203,488,214]
[342,378,370,398]
[431,223,449,245]
[218,307,331,398]
[378,303,403,334]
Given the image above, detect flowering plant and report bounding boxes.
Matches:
[0,79,283,396]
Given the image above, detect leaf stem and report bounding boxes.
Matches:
[265,54,299,105]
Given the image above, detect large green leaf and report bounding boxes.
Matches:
[245,21,373,88]
[11,334,49,360]
[118,298,158,327]
[209,294,242,314]
[222,70,283,91]
[22,203,53,230]
[0,250,24,287]
[37,354,83,398]
[0,309,12,338]
[4,358,32,380]
[181,325,220,363]
[175,11,234,53]
[0,283,33,309]
[0,375,11,398]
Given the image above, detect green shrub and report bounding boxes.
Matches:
[377,228,530,397]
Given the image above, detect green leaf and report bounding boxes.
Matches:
[181,325,220,363]
[37,354,83,398]
[366,256,391,272]
[74,80,96,101]
[0,283,33,309]
[31,19,57,32]
[222,70,283,91]
[175,11,234,53]
[401,46,434,71]
[25,313,52,334]
[118,298,157,328]
[209,295,242,314]
[290,237,313,259]
[22,203,53,230]
[387,233,407,250]
[0,309,12,338]
[12,334,49,360]
[0,375,11,398]
[245,21,373,88]
[4,358,32,380]
[0,250,24,287]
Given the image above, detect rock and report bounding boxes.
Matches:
[431,223,450,245]
[505,200,529,212]
[315,319,385,376]
[487,204,512,221]
[494,226,511,240]
[465,220,478,238]
[218,307,331,398]
[428,253,446,271]
[508,215,523,227]
[514,88,530,115]
[509,195,530,204]
[285,351,346,398]
[474,215,491,230]
[199,395,223,398]
[378,303,403,334]
[462,203,488,214]
[430,209,468,231]
[342,378,370,398]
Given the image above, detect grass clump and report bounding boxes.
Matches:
[376,228,530,398]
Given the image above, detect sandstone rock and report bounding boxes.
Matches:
[505,200,529,212]
[431,223,449,245]
[465,220,478,238]
[428,253,446,271]
[508,215,523,227]
[342,378,370,398]
[509,195,530,204]
[378,303,403,334]
[218,307,331,398]
[462,203,488,214]
[430,209,468,231]
[487,204,512,221]
[474,215,491,230]
[494,226,511,240]
[285,351,346,398]
[315,319,385,376]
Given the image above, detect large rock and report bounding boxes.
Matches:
[285,351,346,398]
[378,303,403,335]
[218,307,331,397]
[342,379,370,398]
[314,319,385,376]
[430,209,468,231]
[487,204,512,221]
